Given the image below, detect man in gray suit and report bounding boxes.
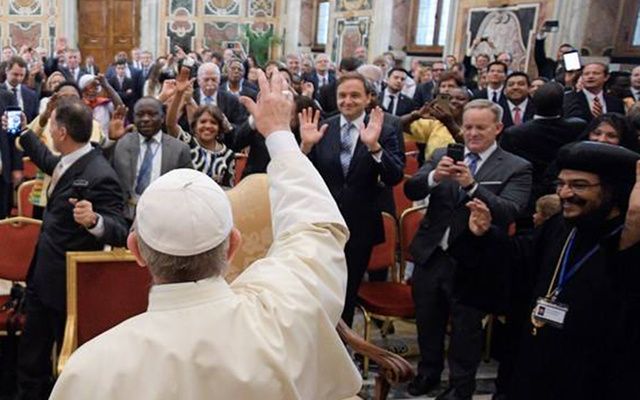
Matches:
[110,97,192,221]
[405,99,532,399]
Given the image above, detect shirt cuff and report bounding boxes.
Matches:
[265,130,300,158]
[248,115,256,130]
[536,33,547,40]
[87,213,105,238]
[370,150,383,163]
[466,182,479,197]
[428,170,440,188]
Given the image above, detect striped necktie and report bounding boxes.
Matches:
[340,123,355,177]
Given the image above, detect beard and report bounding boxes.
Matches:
[562,193,616,230]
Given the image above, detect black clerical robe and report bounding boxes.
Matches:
[455,215,640,399]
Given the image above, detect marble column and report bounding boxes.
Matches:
[369,0,393,59]
[140,0,161,56]
[282,0,302,55]
[549,0,589,55]
[62,0,78,47]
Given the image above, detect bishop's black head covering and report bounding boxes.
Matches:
[557,141,640,210]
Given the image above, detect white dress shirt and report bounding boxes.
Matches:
[200,89,217,106]
[631,88,640,102]
[383,88,400,115]
[487,85,504,103]
[583,89,607,114]
[508,98,528,123]
[133,131,163,196]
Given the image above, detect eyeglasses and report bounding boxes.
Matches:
[553,180,601,194]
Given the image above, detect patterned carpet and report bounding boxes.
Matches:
[352,316,498,400]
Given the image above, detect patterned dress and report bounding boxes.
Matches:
[177,126,236,188]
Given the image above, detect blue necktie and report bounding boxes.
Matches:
[135,139,155,195]
[466,152,480,176]
[340,123,354,177]
[204,96,213,106]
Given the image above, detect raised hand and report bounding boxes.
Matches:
[108,105,129,141]
[239,70,293,138]
[620,160,640,250]
[175,66,195,93]
[298,107,328,153]
[39,93,59,127]
[467,198,492,236]
[359,106,383,151]
[301,81,315,98]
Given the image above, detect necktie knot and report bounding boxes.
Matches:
[466,152,480,175]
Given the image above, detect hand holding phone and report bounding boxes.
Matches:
[4,106,23,139]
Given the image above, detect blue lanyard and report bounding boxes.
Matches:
[553,225,624,297]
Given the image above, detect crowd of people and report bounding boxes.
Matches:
[0,21,639,400]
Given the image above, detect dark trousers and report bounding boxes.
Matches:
[341,238,373,327]
[16,289,65,400]
[412,249,485,397]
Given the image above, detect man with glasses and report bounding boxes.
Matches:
[466,141,640,399]
[414,61,447,107]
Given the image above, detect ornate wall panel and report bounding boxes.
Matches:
[327,0,373,61]
[0,0,63,55]
[159,0,281,59]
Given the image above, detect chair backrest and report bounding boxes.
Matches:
[392,176,413,219]
[367,212,397,273]
[22,157,38,180]
[399,205,427,274]
[17,180,36,218]
[0,217,41,281]
[59,250,149,374]
[404,151,419,176]
[234,152,248,185]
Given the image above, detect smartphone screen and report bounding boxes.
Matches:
[5,108,22,138]
[543,20,559,33]
[563,51,581,72]
[446,143,465,163]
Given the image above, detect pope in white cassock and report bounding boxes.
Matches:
[50,71,362,400]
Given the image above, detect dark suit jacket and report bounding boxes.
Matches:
[303,71,336,100]
[19,131,129,311]
[192,90,248,128]
[413,81,435,107]
[308,113,404,247]
[220,81,258,102]
[534,37,563,81]
[472,87,505,103]
[463,55,480,89]
[0,88,19,218]
[318,81,338,116]
[563,91,626,122]
[405,146,531,311]
[500,97,536,129]
[5,83,39,122]
[501,116,587,209]
[106,64,144,98]
[60,66,89,83]
[406,146,531,266]
[108,75,139,117]
[379,89,418,117]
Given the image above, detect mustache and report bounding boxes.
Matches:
[562,196,587,206]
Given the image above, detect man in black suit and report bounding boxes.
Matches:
[413,61,446,107]
[405,99,531,399]
[318,57,363,116]
[4,56,38,122]
[15,99,128,399]
[220,58,257,101]
[534,23,574,82]
[473,61,507,104]
[499,72,535,129]
[106,52,144,98]
[563,62,625,122]
[304,53,336,100]
[0,87,20,218]
[301,72,404,325]
[379,67,418,117]
[58,49,87,84]
[108,59,138,119]
[194,62,247,128]
[502,82,586,211]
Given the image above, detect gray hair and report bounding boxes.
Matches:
[357,64,383,84]
[464,99,503,123]
[137,231,230,283]
[197,62,220,79]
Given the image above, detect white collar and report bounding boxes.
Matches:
[488,85,504,93]
[148,276,234,311]
[6,82,20,91]
[582,89,603,101]
[534,114,560,120]
[200,89,217,101]
[465,141,497,161]
[60,142,93,169]
[385,88,400,98]
[507,98,528,112]
[340,112,366,130]
[138,131,163,145]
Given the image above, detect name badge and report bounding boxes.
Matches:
[533,297,568,329]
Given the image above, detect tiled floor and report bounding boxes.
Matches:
[352,315,497,400]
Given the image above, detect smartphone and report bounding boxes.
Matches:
[446,143,465,163]
[542,20,559,33]
[432,93,452,115]
[563,51,581,72]
[4,106,22,138]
